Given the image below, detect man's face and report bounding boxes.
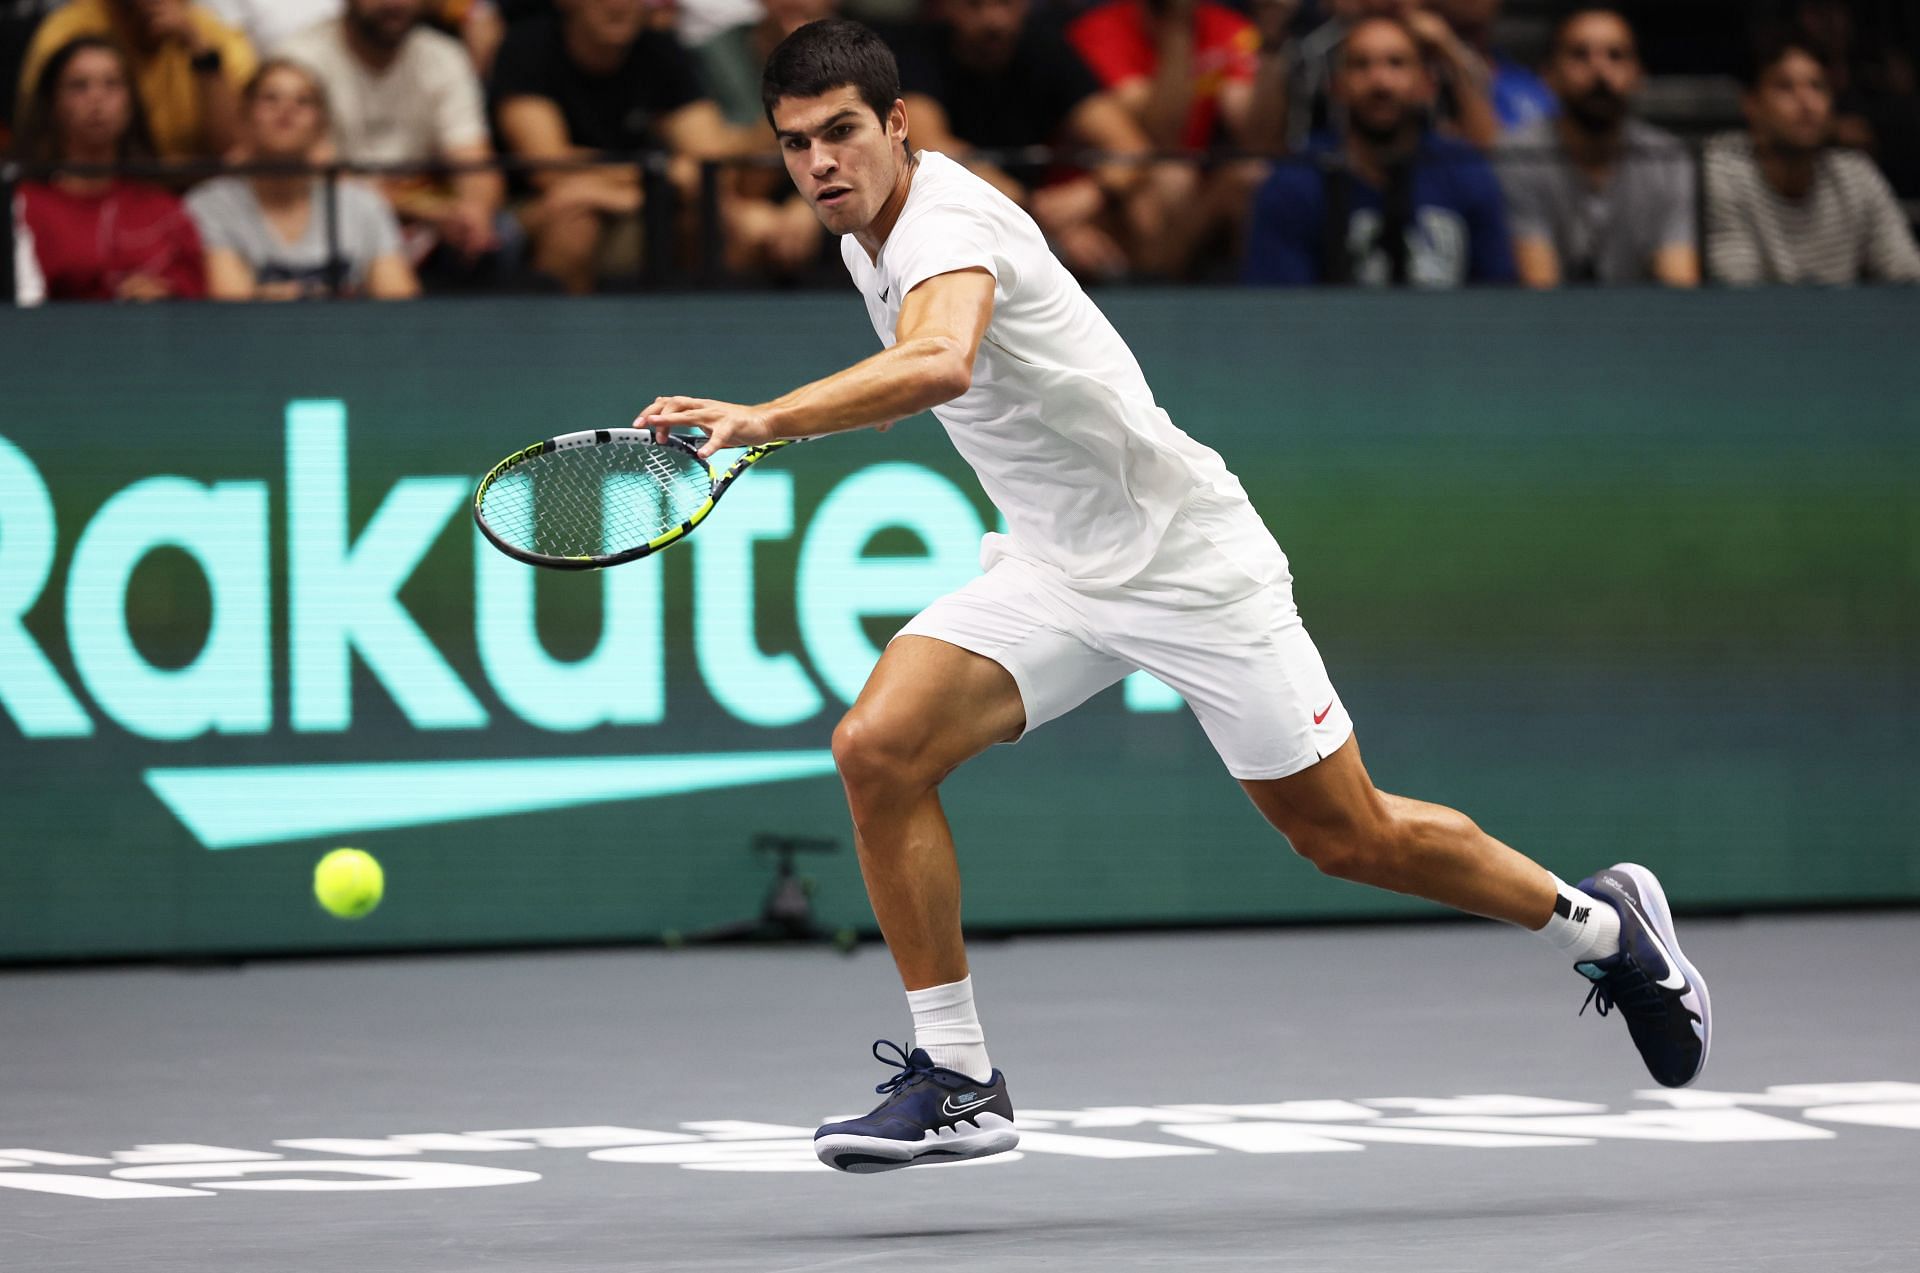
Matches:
[773,85,909,237]
[346,0,423,50]
[945,0,1027,72]
[561,0,649,53]
[1336,19,1430,143]
[1747,49,1832,153]
[1547,12,1641,131]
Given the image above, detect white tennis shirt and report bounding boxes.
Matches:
[840,150,1240,590]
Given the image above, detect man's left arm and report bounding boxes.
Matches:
[1649,147,1700,288]
[638,268,996,457]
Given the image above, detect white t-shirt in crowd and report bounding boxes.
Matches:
[840,150,1239,590]
[203,0,342,53]
[279,18,488,164]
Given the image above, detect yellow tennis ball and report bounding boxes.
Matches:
[314,848,384,919]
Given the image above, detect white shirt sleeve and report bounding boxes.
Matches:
[429,39,490,152]
[13,195,45,307]
[888,200,1005,300]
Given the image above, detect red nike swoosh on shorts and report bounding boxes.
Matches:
[1313,701,1334,725]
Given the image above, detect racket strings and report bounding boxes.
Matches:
[482,441,713,559]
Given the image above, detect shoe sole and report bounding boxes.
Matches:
[1613,860,1712,1084]
[814,1121,1019,1174]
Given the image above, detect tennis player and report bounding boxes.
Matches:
[637,18,1711,1174]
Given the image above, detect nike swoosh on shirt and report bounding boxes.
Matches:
[1313,701,1334,724]
[941,1094,995,1118]
[879,287,890,303]
[1616,892,1689,991]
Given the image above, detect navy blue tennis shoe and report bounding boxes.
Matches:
[1575,862,1712,1087]
[814,1040,1019,1173]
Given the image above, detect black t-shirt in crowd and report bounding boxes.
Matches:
[887,21,1102,151]
[490,15,704,153]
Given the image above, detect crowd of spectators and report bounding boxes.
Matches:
[4,0,1918,301]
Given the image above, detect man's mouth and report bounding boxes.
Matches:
[816,185,852,207]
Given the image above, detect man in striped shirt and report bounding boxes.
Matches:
[1705,35,1920,285]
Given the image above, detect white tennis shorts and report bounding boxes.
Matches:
[895,490,1355,781]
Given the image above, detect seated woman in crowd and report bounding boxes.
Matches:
[13,35,205,303]
[187,58,419,300]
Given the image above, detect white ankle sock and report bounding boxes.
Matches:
[1537,875,1622,965]
[906,975,992,1081]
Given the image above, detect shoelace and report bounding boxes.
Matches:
[1580,961,1663,1019]
[870,1038,939,1096]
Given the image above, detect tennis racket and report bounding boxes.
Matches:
[473,428,805,570]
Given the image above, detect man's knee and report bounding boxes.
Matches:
[1288,824,1389,883]
[831,710,940,804]
[1281,803,1414,883]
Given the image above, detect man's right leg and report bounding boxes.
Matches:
[814,635,1030,1173]
[831,634,1027,992]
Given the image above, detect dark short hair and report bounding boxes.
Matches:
[761,18,902,130]
[15,35,156,170]
[1738,29,1826,90]
[1548,7,1637,59]
[1341,14,1422,65]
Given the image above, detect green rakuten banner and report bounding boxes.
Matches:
[0,293,1915,961]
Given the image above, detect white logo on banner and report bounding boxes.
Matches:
[2,1082,1915,1198]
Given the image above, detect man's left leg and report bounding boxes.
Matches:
[1242,737,1712,1087]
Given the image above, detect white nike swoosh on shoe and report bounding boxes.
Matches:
[941,1094,996,1118]
[1615,891,1688,991]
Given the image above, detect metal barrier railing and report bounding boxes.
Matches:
[6,139,1876,302]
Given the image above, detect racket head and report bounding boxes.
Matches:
[473,428,717,570]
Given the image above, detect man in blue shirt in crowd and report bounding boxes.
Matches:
[1244,13,1514,287]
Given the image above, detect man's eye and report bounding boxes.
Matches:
[831,125,852,138]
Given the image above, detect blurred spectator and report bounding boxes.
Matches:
[1265,0,1498,154]
[1243,14,1511,285]
[1428,0,1553,132]
[432,0,508,78]
[281,0,504,280]
[699,0,829,127]
[491,0,736,292]
[1066,0,1258,150]
[17,0,257,160]
[203,0,342,52]
[1794,0,1920,199]
[1704,35,1919,285]
[891,0,1160,278]
[695,0,833,279]
[1497,8,1696,287]
[187,58,419,297]
[679,0,758,48]
[13,35,206,300]
[2,1,68,152]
